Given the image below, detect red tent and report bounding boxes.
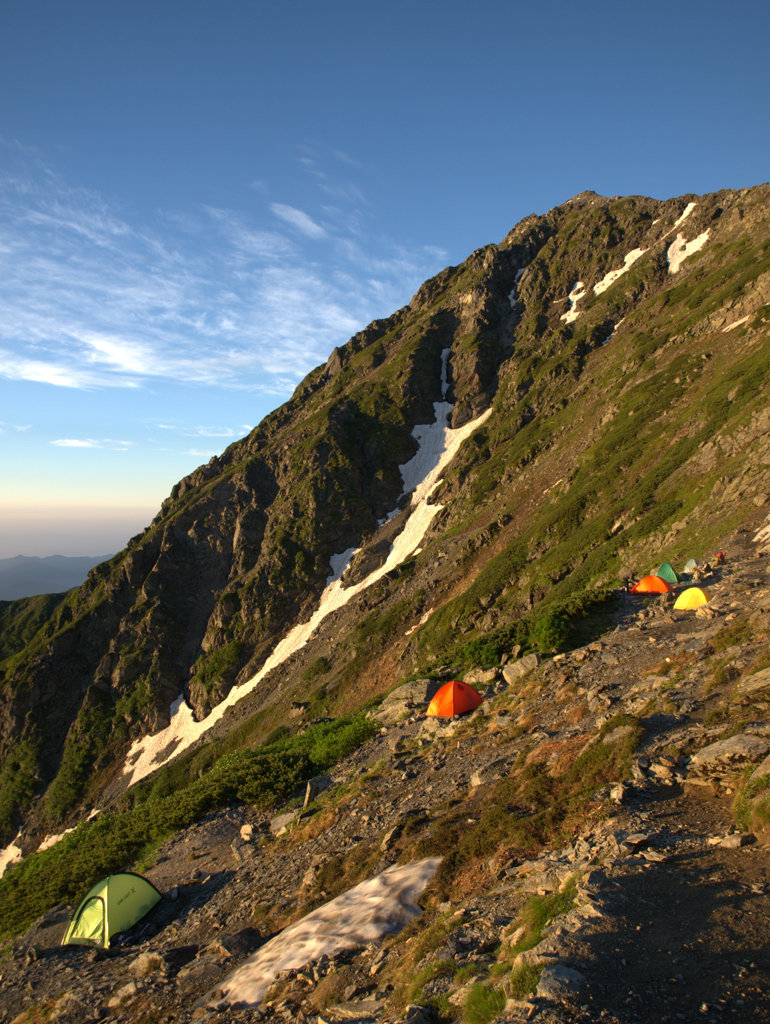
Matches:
[426,680,482,718]
[631,574,673,594]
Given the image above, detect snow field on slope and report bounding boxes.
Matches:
[593,247,647,295]
[561,281,586,323]
[0,841,21,880]
[121,352,491,787]
[667,229,710,274]
[211,857,442,1007]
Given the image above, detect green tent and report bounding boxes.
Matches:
[62,872,161,949]
[656,562,680,585]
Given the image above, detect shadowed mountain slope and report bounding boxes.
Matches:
[1,185,769,846]
[0,556,114,603]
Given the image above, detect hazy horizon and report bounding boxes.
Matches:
[0,506,157,559]
[2,1,768,559]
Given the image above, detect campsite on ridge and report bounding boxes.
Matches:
[0,184,769,1023]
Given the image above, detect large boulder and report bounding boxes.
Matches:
[689,734,770,776]
[536,964,587,1000]
[374,679,442,725]
[736,667,770,698]
[502,653,540,685]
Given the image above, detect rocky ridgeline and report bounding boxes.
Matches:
[3,183,770,846]
[1,522,770,1024]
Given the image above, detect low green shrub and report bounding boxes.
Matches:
[507,962,543,999]
[0,713,375,939]
[529,607,570,653]
[511,877,577,955]
[303,656,331,681]
[463,983,506,1024]
[734,773,770,832]
[190,640,245,695]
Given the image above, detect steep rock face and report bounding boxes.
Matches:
[0,184,769,843]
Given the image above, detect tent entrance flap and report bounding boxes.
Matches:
[70,896,106,946]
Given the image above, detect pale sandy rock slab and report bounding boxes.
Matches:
[689,734,770,773]
[750,753,770,781]
[418,716,464,739]
[719,833,756,849]
[464,667,499,684]
[514,941,559,967]
[374,679,441,724]
[304,773,333,807]
[502,653,540,684]
[270,810,299,835]
[736,667,770,697]
[128,951,166,977]
[536,963,587,1000]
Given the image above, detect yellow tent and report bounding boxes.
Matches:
[673,586,711,610]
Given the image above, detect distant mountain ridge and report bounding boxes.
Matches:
[0,183,769,847]
[0,555,113,602]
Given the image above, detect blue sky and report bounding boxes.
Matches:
[1,0,768,557]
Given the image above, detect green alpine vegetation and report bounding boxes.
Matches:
[0,183,768,855]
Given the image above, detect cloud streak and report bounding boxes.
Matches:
[270,202,326,239]
[0,143,447,400]
[51,438,134,449]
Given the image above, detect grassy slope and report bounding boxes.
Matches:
[0,185,768,848]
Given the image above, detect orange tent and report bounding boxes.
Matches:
[426,680,482,718]
[631,575,673,594]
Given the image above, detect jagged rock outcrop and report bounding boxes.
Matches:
[1,184,769,845]
[2,525,770,1023]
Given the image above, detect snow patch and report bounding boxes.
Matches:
[755,514,770,551]
[560,281,586,324]
[121,352,491,786]
[211,858,441,1008]
[328,547,357,584]
[508,266,527,308]
[405,606,435,637]
[593,248,647,295]
[601,317,625,346]
[0,841,22,879]
[37,828,75,852]
[667,230,710,274]
[723,315,750,333]
[674,202,697,228]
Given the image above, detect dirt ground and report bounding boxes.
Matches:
[548,784,770,1024]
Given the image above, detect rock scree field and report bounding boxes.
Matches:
[1,519,770,1023]
[1,184,770,1023]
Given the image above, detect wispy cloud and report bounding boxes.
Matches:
[0,141,447,400]
[51,439,101,448]
[270,202,326,239]
[153,422,252,440]
[51,437,134,449]
[194,426,241,438]
[184,447,222,458]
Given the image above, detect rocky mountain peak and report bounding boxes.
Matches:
[0,182,768,872]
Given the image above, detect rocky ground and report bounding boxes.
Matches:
[2,523,770,1024]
